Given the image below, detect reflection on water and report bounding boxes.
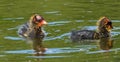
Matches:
[86,37,115,54]
[5,41,99,59]
[3,20,120,60]
[4,36,118,56]
[5,42,99,59]
[32,39,46,56]
[26,56,69,62]
[5,47,84,54]
[5,45,120,55]
[99,37,114,50]
[4,47,84,59]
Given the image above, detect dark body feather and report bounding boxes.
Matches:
[18,22,45,42]
[70,30,99,42]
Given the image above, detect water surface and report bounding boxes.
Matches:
[0,0,120,62]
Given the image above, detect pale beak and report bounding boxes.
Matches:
[37,20,47,27]
[41,20,47,25]
[106,25,113,32]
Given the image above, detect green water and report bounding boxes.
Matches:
[0,0,120,62]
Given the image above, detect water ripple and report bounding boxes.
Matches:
[2,17,24,21]
[4,32,70,41]
[86,48,120,54]
[45,32,70,41]
[89,20,120,22]
[81,26,96,30]
[0,55,5,57]
[5,47,85,54]
[48,21,71,26]
[4,36,23,40]
[26,56,69,59]
[44,11,60,14]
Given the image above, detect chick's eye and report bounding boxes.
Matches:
[107,22,112,25]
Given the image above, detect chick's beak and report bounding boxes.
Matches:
[41,20,47,25]
[37,20,47,27]
[106,25,113,32]
[109,25,113,29]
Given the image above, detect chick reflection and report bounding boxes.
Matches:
[33,40,46,56]
[99,37,114,50]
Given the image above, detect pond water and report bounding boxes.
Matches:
[0,0,120,62]
[2,20,120,60]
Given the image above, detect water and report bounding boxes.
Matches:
[44,11,60,14]
[81,26,96,30]
[0,55,5,57]
[2,17,24,21]
[4,45,96,58]
[26,56,69,59]
[4,36,23,41]
[4,32,70,41]
[88,20,120,22]
[4,21,120,54]
[75,20,84,22]
[48,21,71,26]
[5,47,85,54]
[44,11,62,16]
[1,0,120,62]
[86,48,120,54]
[7,26,20,30]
